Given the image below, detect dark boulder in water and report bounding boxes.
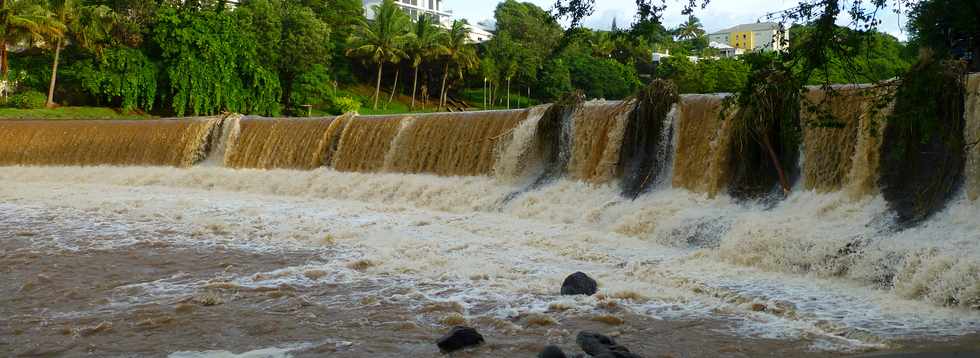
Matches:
[436,326,484,353]
[576,331,642,357]
[561,272,598,296]
[539,345,569,358]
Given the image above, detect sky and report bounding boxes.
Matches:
[444,0,910,41]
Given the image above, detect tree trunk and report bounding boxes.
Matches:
[46,39,63,108]
[440,62,449,110]
[761,134,791,194]
[489,81,495,108]
[373,62,383,110]
[411,66,419,110]
[387,68,399,109]
[1,40,8,81]
[506,77,511,109]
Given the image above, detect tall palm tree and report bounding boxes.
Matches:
[406,14,446,110]
[675,15,705,41]
[439,20,477,110]
[46,0,112,107]
[0,0,61,86]
[347,0,411,110]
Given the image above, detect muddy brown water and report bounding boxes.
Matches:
[1,202,976,358]
[0,203,820,357]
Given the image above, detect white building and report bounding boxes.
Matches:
[652,50,700,64]
[709,41,744,58]
[363,0,452,24]
[466,24,493,43]
[362,0,493,43]
[708,22,788,52]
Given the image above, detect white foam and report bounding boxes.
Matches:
[169,343,314,358]
[2,166,979,351]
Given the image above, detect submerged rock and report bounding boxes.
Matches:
[539,345,568,358]
[576,331,642,358]
[561,272,598,296]
[436,326,484,353]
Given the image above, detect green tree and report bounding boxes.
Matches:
[674,15,704,41]
[566,52,640,99]
[789,25,910,84]
[493,0,560,71]
[152,5,281,116]
[0,0,62,86]
[535,58,572,100]
[304,0,364,84]
[238,0,331,112]
[908,0,979,71]
[588,31,615,58]
[68,45,157,110]
[484,32,527,108]
[347,0,411,110]
[438,20,478,109]
[406,14,446,109]
[45,0,114,107]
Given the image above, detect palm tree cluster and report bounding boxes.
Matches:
[0,0,112,106]
[347,0,478,110]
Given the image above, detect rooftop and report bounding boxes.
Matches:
[710,22,781,35]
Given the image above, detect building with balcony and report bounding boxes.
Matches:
[363,0,451,24]
[362,0,493,43]
[708,22,788,52]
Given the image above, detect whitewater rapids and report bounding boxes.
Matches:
[1,166,978,356]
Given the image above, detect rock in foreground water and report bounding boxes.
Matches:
[436,326,484,353]
[539,345,568,358]
[577,331,642,358]
[561,272,598,296]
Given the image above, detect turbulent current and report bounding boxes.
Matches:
[1,77,979,356]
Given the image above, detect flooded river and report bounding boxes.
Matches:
[1,167,978,357]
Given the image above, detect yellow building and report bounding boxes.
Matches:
[709,22,788,52]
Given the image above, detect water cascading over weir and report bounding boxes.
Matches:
[0,75,977,214]
[2,74,980,311]
[2,77,977,205]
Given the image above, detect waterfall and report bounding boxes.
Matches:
[0,118,219,167]
[331,115,405,172]
[671,94,735,198]
[384,110,527,176]
[966,73,980,201]
[3,80,980,317]
[801,85,886,197]
[493,105,550,184]
[224,116,337,169]
[567,101,634,184]
[0,76,974,210]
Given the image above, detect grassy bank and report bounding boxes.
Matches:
[0,107,155,120]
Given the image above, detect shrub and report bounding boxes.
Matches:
[290,64,334,112]
[329,96,360,114]
[567,55,641,99]
[7,90,47,109]
[535,58,573,101]
[69,46,158,111]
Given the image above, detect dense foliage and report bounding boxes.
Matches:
[3,0,974,118]
[69,46,156,110]
[152,7,281,116]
